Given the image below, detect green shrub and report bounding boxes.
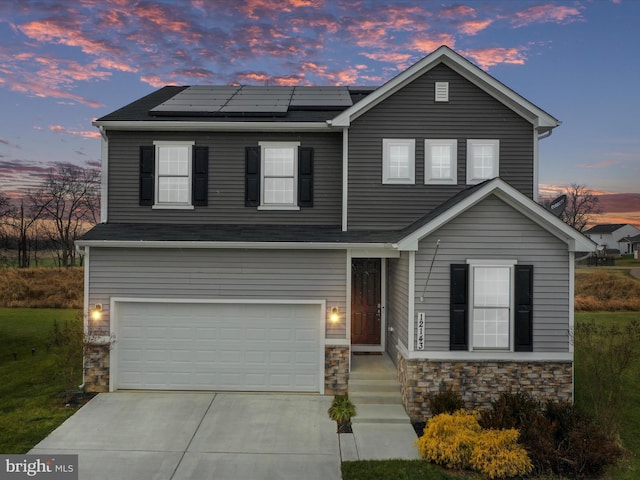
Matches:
[328,395,356,433]
[469,429,533,479]
[428,389,465,416]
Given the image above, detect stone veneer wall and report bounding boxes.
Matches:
[84,344,110,392]
[325,346,350,395]
[398,354,573,421]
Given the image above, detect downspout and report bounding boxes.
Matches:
[341,126,349,231]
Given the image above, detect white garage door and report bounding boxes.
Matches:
[115,302,321,392]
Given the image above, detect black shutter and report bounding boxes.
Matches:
[514,265,533,352]
[450,264,469,351]
[245,146,260,207]
[192,146,208,206]
[139,146,155,206]
[298,147,314,207]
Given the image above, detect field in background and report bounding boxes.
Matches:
[0,267,83,309]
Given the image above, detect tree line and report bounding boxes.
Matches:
[0,164,99,268]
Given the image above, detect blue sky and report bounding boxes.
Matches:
[0,0,638,225]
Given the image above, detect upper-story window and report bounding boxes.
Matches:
[155,141,193,206]
[382,138,415,184]
[259,141,300,210]
[139,141,208,209]
[466,139,499,184]
[425,139,457,185]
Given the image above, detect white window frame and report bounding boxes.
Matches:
[425,139,457,185]
[258,141,300,211]
[466,139,499,185]
[467,259,516,352]
[152,141,194,210]
[382,138,415,184]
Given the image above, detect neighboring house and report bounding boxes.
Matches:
[626,234,640,260]
[78,46,595,419]
[583,224,640,254]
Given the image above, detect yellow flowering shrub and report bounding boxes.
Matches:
[415,410,533,479]
[470,428,533,479]
[414,410,481,469]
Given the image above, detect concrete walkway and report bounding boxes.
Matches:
[339,354,420,461]
[30,392,341,480]
[630,268,640,280]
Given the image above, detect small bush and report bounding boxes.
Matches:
[414,410,481,469]
[328,395,356,433]
[428,389,465,416]
[469,429,533,479]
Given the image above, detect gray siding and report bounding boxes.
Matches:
[88,247,347,338]
[348,64,535,230]
[387,253,410,360]
[414,195,569,352]
[107,131,342,224]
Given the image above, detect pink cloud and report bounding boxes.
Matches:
[412,33,456,54]
[458,19,493,35]
[49,125,101,139]
[439,5,476,19]
[462,47,527,70]
[580,160,621,168]
[361,52,413,64]
[512,4,583,28]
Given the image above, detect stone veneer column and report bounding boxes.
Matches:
[324,346,350,395]
[84,344,110,392]
[397,353,573,421]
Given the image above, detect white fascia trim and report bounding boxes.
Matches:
[342,127,349,231]
[99,128,108,223]
[331,46,560,129]
[533,126,539,202]
[404,351,573,362]
[75,240,397,250]
[408,251,416,352]
[396,178,597,253]
[93,120,331,132]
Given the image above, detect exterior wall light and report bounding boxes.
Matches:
[90,304,102,322]
[329,306,339,324]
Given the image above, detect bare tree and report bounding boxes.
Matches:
[562,184,600,232]
[5,197,46,268]
[541,184,600,232]
[30,165,100,267]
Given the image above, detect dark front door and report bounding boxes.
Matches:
[351,258,381,345]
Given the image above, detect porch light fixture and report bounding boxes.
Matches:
[90,304,102,322]
[329,307,340,324]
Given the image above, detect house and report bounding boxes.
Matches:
[78,46,595,420]
[583,224,640,254]
[625,234,640,260]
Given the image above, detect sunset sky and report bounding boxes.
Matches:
[0,0,638,226]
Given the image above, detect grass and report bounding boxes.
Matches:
[0,267,83,309]
[342,460,476,480]
[0,307,82,453]
[575,269,640,311]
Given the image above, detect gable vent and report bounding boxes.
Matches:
[435,82,449,102]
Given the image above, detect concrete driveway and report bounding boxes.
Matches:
[30,392,341,480]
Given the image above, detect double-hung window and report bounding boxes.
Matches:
[425,139,457,185]
[259,141,300,210]
[154,141,194,207]
[467,139,499,184]
[469,260,514,350]
[382,139,415,184]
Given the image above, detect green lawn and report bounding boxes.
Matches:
[0,307,82,453]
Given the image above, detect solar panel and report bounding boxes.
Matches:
[150,85,353,115]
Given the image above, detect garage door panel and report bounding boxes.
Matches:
[116,302,321,392]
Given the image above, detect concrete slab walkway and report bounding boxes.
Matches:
[30,392,341,480]
[342,353,421,461]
